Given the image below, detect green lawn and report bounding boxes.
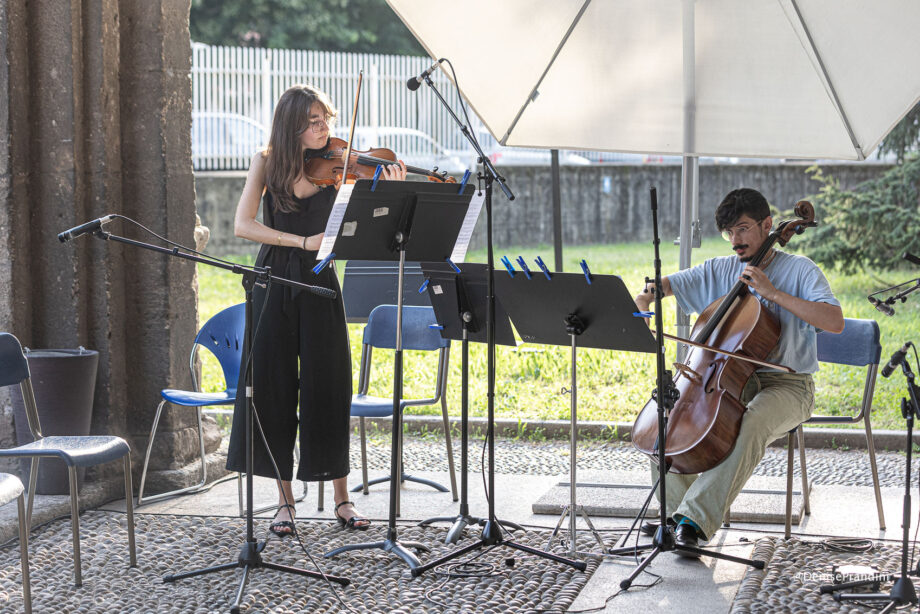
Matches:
[196,239,920,431]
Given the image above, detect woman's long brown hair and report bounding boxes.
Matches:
[264,84,337,213]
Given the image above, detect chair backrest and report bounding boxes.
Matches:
[363,305,449,351]
[817,318,881,367]
[0,333,42,437]
[811,317,881,425]
[342,261,431,323]
[194,303,245,394]
[0,333,30,388]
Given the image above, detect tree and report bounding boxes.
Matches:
[877,102,920,163]
[791,158,920,273]
[189,0,426,55]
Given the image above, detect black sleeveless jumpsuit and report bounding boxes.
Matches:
[226,187,352,482]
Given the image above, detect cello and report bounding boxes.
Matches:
[631,201,816,474]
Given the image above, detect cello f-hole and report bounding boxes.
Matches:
[704,362,717,394]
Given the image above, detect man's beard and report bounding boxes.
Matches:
[733,244,751,262]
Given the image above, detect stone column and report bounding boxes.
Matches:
[0,0,217,489]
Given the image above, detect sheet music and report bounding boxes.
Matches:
[449,189,485,263]
[316,183,354,261]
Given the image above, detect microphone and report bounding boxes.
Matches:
[882,342,912,378]
[868,296,895,317]
[305,284,337,300]
[58,215,114,242]
[407,59,443,91]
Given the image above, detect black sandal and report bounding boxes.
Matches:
[334,500,370,531]
[269,504,296,538]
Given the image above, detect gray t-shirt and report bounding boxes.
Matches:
[667,251,839,374]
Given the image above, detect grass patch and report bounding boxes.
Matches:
[196,239,920,431]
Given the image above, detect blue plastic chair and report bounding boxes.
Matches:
[0,473,30,613]
[347,305,457,511]
[0,332,136,587]
[782,317,885,536]
[137,303,245,506]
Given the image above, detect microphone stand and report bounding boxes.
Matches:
[868,277,920,315]
[410,71,585,577]
[824,342,920,611]
[607,188,764,588]
[82,226,349,613]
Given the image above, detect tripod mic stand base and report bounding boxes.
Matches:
[411,520,587,577]
[610,526,764,590]
[164,539,350,613]
[835,575,918,611]
[325,538,431,570]
[418,514,486,544]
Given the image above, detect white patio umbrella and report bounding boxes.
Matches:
[387,0,920,338]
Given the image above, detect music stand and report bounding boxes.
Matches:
[322,178,475,570]
[495,271,657,555]
[417,263,522,544]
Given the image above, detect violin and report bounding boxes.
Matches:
[304,136,457,186]
[631,201,817,475]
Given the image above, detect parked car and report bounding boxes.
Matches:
[344,127,468,175]
[452,127,591,167]
[192,112,268,170]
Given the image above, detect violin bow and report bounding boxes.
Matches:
[339,70,363,187]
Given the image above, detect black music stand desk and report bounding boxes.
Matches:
[496,270,657,555]
[417,263,520,544]
[320,179,475,570]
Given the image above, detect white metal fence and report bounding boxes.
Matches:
[191,42,629,171]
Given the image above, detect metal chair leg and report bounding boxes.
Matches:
[440,396,458,502]
[359,417,369,495]
[785,431,794,539]
[317,481,324,511]
[864,412,886,530]
[138,401,209,506]
[137,399,166,505]
[68,465,82,587]
[26,458,38,531]
[124,456,137,567]
[18,493,31,614]
[797,426,810,515]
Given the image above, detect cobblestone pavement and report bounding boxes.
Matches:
[0,511,600,614]
[356,435,919,488]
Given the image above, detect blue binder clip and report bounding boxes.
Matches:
[580,259,592,284]
[370,165,383,192]
[445,257,461,274]
[418,278,430,293]
[500,255,515,277]
[458,169,471,194]
[633,311,654,318]
[312,252,335,274]
[516,256,532,279]
[535,256,551,280]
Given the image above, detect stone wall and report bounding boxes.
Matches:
[195,163,892,255]
[0,0,213,487]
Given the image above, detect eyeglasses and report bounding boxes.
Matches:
[300,117,334,135]
[721,219,764,242]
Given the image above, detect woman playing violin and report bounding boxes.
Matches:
[226,84,407,536]
[632,188,844,555]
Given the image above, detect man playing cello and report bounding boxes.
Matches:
[632,187,844,555]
